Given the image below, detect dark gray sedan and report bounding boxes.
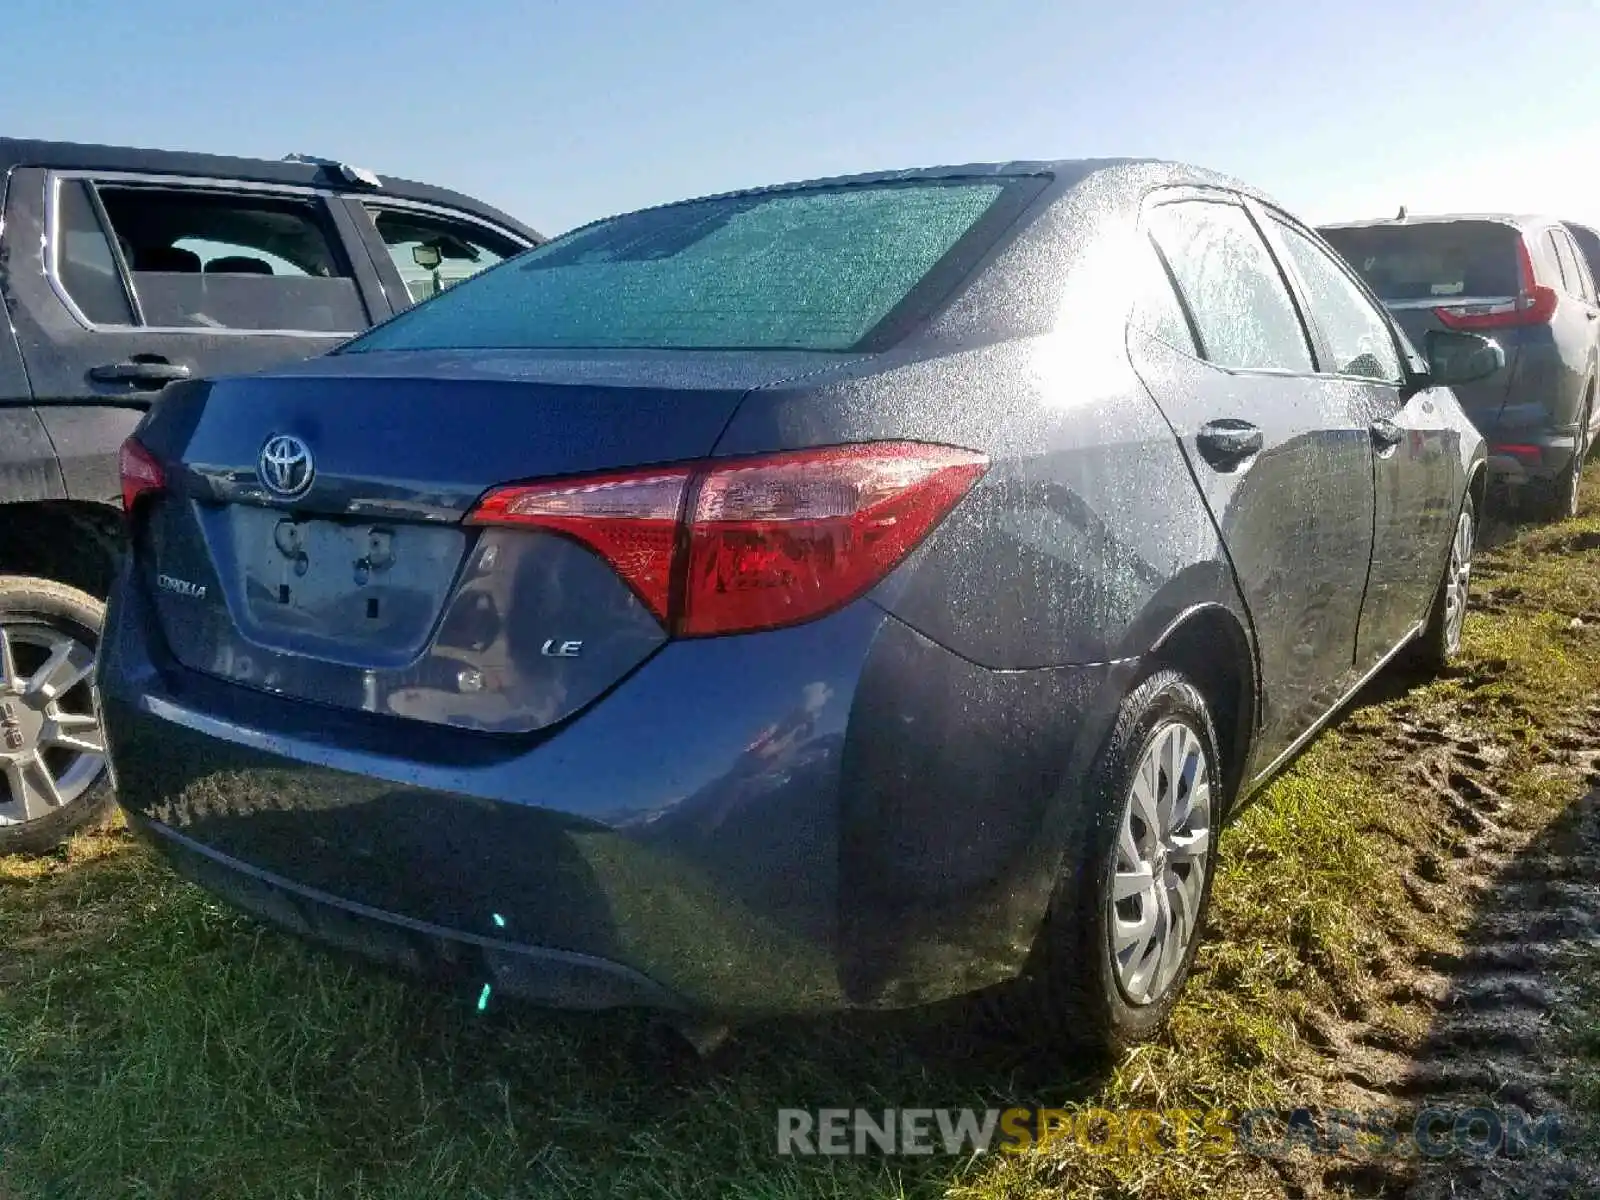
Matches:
[99,160,1497,1051]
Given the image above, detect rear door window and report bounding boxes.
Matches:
[1546,230,1576,295]
[1129,237,1197,354]
[1565,224,1600,296]
[62,184,369,333]
[1270,217,1403,383]
[345,178,1029,353]
[1318,221,1522,302]
[1145,199,1313,373]
[366,207,527,307]
[1557,229,1594,302]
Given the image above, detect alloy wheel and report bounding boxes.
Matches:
[0,623,106,826]
[1442,508,1474,655]
[1109,718,1213,1006]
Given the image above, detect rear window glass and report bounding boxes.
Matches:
[1318,221,1522,302]
[344,180,1017,353]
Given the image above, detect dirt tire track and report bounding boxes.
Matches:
[1285,695,1600,1198]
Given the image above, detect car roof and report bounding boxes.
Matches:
[0,137,542,241]
[1319,213,1558,232]
[555,157,1282,234]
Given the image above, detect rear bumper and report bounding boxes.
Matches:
[1482,421,1580,485]
[100,569,1128,1015]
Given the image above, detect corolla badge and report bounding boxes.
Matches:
[258,434,315,499]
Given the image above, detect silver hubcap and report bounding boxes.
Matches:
[0,623,106,827]
[1110,720,1212,1006]
[1443,509,1473,655]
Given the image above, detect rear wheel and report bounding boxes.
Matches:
[0,577,112,855]
[995,669,1220,1054]
[1529,393,1591,521]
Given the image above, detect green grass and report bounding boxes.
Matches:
[3,467,1600,1199]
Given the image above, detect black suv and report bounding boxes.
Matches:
[0,139,539,852]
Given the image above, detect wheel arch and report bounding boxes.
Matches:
[0,500,125,599]
[1146,603,1258,812]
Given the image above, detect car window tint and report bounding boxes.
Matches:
[1547,230,1575,295]
[1146,200,1312,372]
[54,180,136,326]
[1559,230,1594,302]
[1565,224,1600,297]
[1129,236,1196,353]
[1271,218,1403,383]
[93,186,368,332]
[345,179,1017,353]
[1320,221,1522,301]
[368,208,524,308]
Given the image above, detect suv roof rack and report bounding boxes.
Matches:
[282,154,382,189]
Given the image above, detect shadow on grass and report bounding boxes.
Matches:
[0,827,1113,1200]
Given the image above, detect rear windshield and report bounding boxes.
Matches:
[344,179,1019,353]
[1318,221,1522,302]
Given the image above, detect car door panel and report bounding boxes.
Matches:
[1132,337,1375,764]
[1136,194,1377,768]
[1254,210,1455,671]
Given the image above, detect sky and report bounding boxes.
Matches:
[5,0,1599,238]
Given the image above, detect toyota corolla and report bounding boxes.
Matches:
[98,160,1499,1049]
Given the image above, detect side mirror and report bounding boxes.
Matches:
[1423,329,1505,386]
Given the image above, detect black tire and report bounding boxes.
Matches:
[991,668,1222,1055]
[1527,394,1591,521]
[1409,490,1476,675]
[0,576,113,856]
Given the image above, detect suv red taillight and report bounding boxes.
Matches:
[1435,237,1557,330]
[117,437,166,513]
[466,442,989,637]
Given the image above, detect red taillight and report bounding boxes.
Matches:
[467,442,988,636]
[1434,237,1557,330]
[1491,443,1544,464]
[117,437,165,513]
[466,467,691,621]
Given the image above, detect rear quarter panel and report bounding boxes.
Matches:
[713,168,1247,672]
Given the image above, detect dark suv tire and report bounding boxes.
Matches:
[0,576,113,855]
[1530,392,1592,521]
[996,668,1221,1054]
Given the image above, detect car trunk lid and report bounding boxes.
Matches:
[133,349,863,734]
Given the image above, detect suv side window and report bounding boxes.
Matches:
[54,180,369,333]
[54,180,136,326]
[1559,230,1595,302]
[1270,217,1403,384]
[1546,230,1576,296]
[367,207,525,307]
[1145,200,1313,373]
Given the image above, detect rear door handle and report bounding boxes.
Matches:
[89,359,191,387]
[1195,419,1263,470]
[1370,418,1405,452]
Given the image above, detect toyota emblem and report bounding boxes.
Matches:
[258,434,315,499]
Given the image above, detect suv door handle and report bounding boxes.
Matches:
[89,359,191,387]
[1195,419,1263,469]
[1369,418,1405,451]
